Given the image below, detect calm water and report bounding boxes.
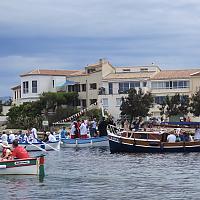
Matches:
[0,147,200,200]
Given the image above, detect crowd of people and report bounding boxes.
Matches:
[60,117,111,139]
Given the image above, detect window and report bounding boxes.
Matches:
[143,82,147,87]
[90,83,97,90]
[74,84,80,92]
[109,83,113,94]
[116,98,122,107]
[155,96,166,105]
[52,80,55,88]
[130,81,140,88]
[102,98,108,107]
[122,69,130,72]
[90,99,97,105]
[173,81,178,89]
[119,82,140,93]
[140,68,148,72]
[32,80,37,93]
[23,81,29,94]
[82,84,86,91]
[68,85,74,92]
[151,80,189,89]
[14,91,17,100]
[82,99,86,107]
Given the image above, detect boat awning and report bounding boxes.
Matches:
[161,122,200,126]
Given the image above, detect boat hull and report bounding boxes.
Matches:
[0,157,43,175]
[61,136,108,148]
[109,134,200,153]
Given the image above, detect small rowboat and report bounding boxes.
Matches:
[0,140,60,152]
[0,155,45,175]
[61,136,108,148]
[108,125,200,153]
[19,140,60,151]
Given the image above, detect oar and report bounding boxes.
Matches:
[27,142,47,152]
[36,139,60,151]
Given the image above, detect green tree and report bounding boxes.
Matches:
[190,90,200,116]
[120,88,154,124]
[160,94,190,117]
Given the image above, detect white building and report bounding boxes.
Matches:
[98,65,161,119]
[11,60,200,121]
[12,69,80,105]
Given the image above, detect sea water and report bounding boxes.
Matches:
[0,147,200,200]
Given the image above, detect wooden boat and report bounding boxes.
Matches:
[108,125,200,153]
[0,155,45,175]
[61,136,108,148]
[0,140,60,152]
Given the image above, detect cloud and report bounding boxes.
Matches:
[1,0,200,96]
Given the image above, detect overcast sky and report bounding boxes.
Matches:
[1,0,200,96]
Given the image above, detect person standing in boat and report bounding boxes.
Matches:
[30,127,38,143]
[80,120,88,139]
[90,118,97,137]
[124,119,130,131]
[11,139,29,159]
[70,121,79,139]
[98,117,108,137]
[60,127,67,139]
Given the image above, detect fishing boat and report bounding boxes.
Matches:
[108,125,200,153]
[61,136,108,148]
[0,155,45,175]
[0,140,60,152]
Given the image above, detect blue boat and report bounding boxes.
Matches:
[61,136,108,148]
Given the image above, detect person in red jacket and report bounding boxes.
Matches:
[12,139,30,159]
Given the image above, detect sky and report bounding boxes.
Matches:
[1,0,200,96]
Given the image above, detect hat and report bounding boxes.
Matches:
[1,141,11,148]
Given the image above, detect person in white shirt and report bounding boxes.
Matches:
[167,133,176,143]
[80,120,88,139]
[1,132,8,142]
[9,131,16,143]
[194,127,200,140]
[48,132,57,142]
[31,128,38,143]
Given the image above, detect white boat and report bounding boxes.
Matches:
[61,136,108,148]
[0,140,60,152]
[0,156,45,175]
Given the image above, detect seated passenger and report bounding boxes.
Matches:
[42,131,49,142]
[11,139,29,159]
[1,141,12,160]
[194,126,200,140]
[48,132,57,142]
[167,132,176,143]
[1,131,8,142]
[8,131,16,143]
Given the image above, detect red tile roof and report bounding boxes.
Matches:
[151,69,200,80]
[20,69,81,77]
